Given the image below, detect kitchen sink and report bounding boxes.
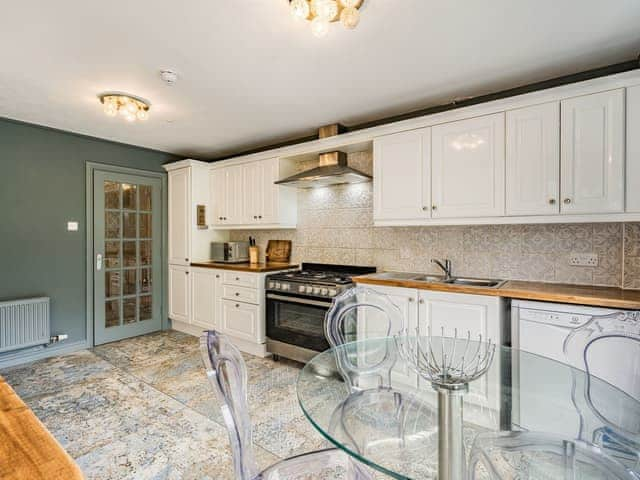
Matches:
[445,277,506,288]
[370,272,423,280]
[413,275,447,283]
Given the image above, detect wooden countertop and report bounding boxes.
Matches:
[190,261,298,273]
[353,274,640,310]
[0,376,83,480]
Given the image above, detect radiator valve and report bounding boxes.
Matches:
[49,334,68,344]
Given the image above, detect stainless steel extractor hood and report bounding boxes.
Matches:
[275,125,372,188]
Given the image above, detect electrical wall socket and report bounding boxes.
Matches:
[569,253,598,267]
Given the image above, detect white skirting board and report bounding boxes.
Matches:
[171,320,269,358]
[0,339,89,370]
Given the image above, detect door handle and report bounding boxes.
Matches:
[96,254,103,271]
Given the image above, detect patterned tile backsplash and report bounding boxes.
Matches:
[231,151,640,289]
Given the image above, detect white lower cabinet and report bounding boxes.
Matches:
[191,268,221,329]
[417,290,504,412]
[168,265,190,323]
[359,284,504,414]
[170,266,269,356]
[221,300,261,343]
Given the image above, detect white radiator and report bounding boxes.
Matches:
[0,297,50,353]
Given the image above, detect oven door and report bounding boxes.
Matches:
[266,293,332,352]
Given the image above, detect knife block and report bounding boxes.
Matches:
[249,246,259,264]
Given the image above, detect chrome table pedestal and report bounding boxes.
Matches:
[434,383,469,480]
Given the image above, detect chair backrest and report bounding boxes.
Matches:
[324,286,405,390]
[200,330,258,480]
[563,311,640,438]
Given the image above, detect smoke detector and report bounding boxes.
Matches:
[159,70,178,86]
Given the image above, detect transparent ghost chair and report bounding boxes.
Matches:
[468,311,640,480]
[324,287,439,471]
[200,330,373,480]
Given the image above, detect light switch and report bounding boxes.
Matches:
[67,221,79,232]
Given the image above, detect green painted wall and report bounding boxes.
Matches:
[0,118,178,346]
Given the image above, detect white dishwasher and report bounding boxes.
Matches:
[510,299,638,438]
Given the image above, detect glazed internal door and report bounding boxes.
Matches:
[94,171,162,345]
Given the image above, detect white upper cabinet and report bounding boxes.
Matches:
[168,168,190,265]
[373,128,431,221]
[210,165,243,225]
[211,158,296,229]
[626,85,640,213]
[560,89,625,214]
[506,102,560,216]
[431,113,505,218]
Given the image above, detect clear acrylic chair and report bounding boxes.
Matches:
[468,311,640,480]
[324,287,439,461]
[199,330,373,480]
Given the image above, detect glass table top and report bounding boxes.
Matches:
[296,337,640,479]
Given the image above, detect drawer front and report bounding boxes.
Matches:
[222,285,259,304]
[223,271,258,289]
[221,299,259,342]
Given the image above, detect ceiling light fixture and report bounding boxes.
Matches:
[290,0,364,38]
[99,93,151,122]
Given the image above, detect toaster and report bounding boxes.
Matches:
[211,242,250,263]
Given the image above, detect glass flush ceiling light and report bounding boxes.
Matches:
[289,0,364,37]
[98,93,150,122]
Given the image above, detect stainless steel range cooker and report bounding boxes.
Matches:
[265,263,376,363]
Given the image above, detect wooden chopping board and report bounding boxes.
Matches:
[266,240,292,263]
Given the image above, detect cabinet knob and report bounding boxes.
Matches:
[235,292,240,296]
[548,199,556,205]
[408,297,414,302]
[185,271,189,275]
[235,277,240,281]
[258,215,262,219]
[419,299,424,304]
[219,217,223,220]
[235,304,240,308]
[253,216,257,220]
[223,217,227,220]
[422,206,428,211]
[185,258,189,262]
[432,205,437,211]
[563,198,572,204]
[215,275,220,278]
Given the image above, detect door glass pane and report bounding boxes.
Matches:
[104,241,120,268]
[105,212,121,239]
[140,268,152,293]
[139,185,152,211]
[139,295,152,321]
[105,299,120,328]
[123,298,137,324]
[105,271,121,298]
[123,184,137,210]
[123,212,137,238]
[105,181,120,209]
[139,213,151,238]
[123,241,137,266]
[123,269,137,295]
[140,240,151,266]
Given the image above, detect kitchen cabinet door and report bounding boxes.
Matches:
[431,113,505,218]
[191,268,216,329]
[242,162,261,224]
[258,158,280,224]
[356,285,419,389]
[168,265,190,323]
[168,168,190,265]
[225,165,244,225]
[418,290,503,411]
[506,102,560,216]
[560,89,625,214]
[373,128,431,221]
[221,300,260,343]
[209,168,227,226]
[626,85,640,212]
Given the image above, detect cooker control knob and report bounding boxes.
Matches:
[305,285,314,293]
[328,289,337,296]
[298,285,306,293]
[275,282,281,289]
[281,282,289,291]
[313,287,321,295]
[320,288,328,296]
[268,281,275,289]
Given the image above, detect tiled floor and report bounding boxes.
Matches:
[0,330,330,479]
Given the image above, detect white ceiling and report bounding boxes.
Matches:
[1,1,639,159]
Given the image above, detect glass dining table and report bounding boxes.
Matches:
[296,338,640,479]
